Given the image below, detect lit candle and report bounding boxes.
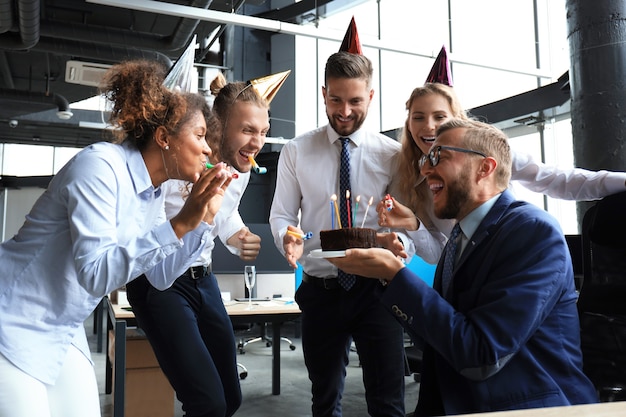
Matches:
[248,155,267,174]
[330,199,335,229]
[353,195,361,228]
[361,196,374,228]
[346,190,352,228]
[331,194,342,229]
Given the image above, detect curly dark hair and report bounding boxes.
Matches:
[99,59,210,150]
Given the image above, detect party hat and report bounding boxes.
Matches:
[425,46,453,87]
[338,16,362,55]
[164,34,198,93]
[248,70,291,103]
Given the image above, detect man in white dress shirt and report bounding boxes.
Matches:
[270,51,411,417]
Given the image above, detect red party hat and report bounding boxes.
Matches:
[339,17,362,55]
[425,46,453,87]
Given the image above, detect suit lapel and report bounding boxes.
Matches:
[442,190,517,298]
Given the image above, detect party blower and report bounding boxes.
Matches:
[248,155,267,174]
[204,162,239,179]
[286,230,313,240]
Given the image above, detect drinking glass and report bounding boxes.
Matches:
[244,265,256,310]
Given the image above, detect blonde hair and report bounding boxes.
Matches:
[393,83,468,225]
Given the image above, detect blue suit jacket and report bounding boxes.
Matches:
[381,190,597,416]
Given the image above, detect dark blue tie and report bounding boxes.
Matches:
[441,223,462,298]
[338,137,356,290]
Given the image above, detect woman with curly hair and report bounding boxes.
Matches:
[0,59,232,417]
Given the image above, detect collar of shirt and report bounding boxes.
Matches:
[326,125,365,147]
[122,141,159,198]
[457,193,501,253]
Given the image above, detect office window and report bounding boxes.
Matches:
[2,144,54,176]
[380,0,450,53]
[454,63,540,110]
[450,0,538,69]
[507,119,578,234]
[53,147,81,174]
[0,144,80,176]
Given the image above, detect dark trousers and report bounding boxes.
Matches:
[126,273,242,417]
[295,276,406,417]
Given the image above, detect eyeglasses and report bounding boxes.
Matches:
[418,145,487,169]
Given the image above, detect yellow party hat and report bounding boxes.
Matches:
[248,70,291,103]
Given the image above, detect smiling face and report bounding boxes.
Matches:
[323,76,373,137]
[220,100,270,172]
[168,110,212,182]
[408,92,455,156]
[421,127,477,220]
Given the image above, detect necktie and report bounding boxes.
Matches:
[338,137,356,290]
[441,223,462,298]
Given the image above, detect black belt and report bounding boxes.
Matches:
[182,265,211,279]
[302,272,341,290]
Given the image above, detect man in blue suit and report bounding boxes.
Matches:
[328,118,598,416]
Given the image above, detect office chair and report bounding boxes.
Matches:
[404,332,423,383]
[237,362,248,380]
[238,322,296,354]
[577,190,626,402]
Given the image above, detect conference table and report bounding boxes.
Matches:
[103,296,301,417]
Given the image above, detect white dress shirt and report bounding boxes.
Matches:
[161,169,249,265]
[270,124,416,278]
[511,151,626,200]
[0,141,212,384]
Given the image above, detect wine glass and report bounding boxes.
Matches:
[244,265,256,310]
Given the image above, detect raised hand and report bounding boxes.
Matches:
[170,162,232,238]
[232,227,262,261]
[376,231,408,259]
[376,196,419,231]
[282,225,305,269]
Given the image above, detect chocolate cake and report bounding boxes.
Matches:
[320,227,378,251]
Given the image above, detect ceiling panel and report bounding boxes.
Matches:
[0,0,236,147]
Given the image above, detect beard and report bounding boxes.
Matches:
[327,112,367,137]
[435,170,471,220]
[219,139,243,172]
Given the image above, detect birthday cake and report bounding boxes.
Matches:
[320,227,378,251]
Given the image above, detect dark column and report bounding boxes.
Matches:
[567,0,626,225]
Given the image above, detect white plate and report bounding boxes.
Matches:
[309,249,347,258]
